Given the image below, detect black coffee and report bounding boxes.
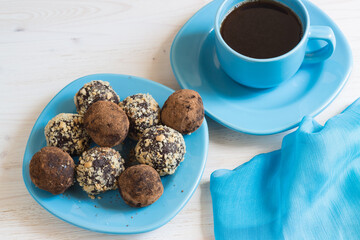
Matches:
[220,0,303,59]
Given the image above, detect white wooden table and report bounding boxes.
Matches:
[1,0,359,239]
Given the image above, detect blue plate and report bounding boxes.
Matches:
[170,0,353,135]
[22,74,209,234]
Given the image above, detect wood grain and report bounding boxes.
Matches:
[0,0,359,239]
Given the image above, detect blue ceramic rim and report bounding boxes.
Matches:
[170,0,353,135]
[214,0,310,63]
[22,73,209,234]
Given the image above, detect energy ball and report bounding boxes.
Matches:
[135,125,186,176]
[76,147,125,195]
[118,164,163,207]
[45,113,91,155]
[161,89,204,134]
[121,93,161,140]
[29,146,75,195]
[74,80,120,115]
[84,101,129,147]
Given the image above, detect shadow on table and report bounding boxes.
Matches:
[200,181,215,240]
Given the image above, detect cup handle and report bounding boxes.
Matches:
[304,26,336,64]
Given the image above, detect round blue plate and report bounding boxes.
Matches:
[170,0,353,135]
[22,74,209,234]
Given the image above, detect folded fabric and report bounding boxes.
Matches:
[210,98,360,240]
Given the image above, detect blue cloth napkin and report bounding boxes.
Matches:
[210,98,360,240]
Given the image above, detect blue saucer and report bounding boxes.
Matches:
[170,0,352,135]
[22,74,209,234]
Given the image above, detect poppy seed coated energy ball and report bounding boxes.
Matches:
[84,101,129,147]
[121,93,161,140]
[118,164,163,207]
[161,89,204,134]
[45,113,91,155]
[76,147,125,196]
[135,125,186,176]
[29,146,75,195]
[74,80,120,115]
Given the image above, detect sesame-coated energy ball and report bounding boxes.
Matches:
[29,146,75,195]
[135,125,186,176]
[118,164,163,207]
[45,113,91,155]
[84,101,129,147]
[76,147,125,196]
[121,93,161,140]
[74,80,120,115]
[161,89,204,134]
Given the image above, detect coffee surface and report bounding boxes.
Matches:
[220,1,303,59]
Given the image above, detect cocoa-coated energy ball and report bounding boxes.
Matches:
[84,101,129,147]
[161,89,204,134]
[121,93,161,140]
[76,147,125,196]
[74,80,120,115]
[118,164,163,207]
[29,146,75,195]
[135,125,186,176]
[45,113,91,155]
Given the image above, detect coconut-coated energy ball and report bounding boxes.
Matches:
[44,113,91,155]
[76,147,125,196]
[121,93,161,140]
[74,80,120,115]
[161,89,204,134]
[84,101,129,147]
[118,164,163,207]
[29,146,75,195]
[135,125,186,176]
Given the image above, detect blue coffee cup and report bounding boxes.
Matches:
[214,0,336,89]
